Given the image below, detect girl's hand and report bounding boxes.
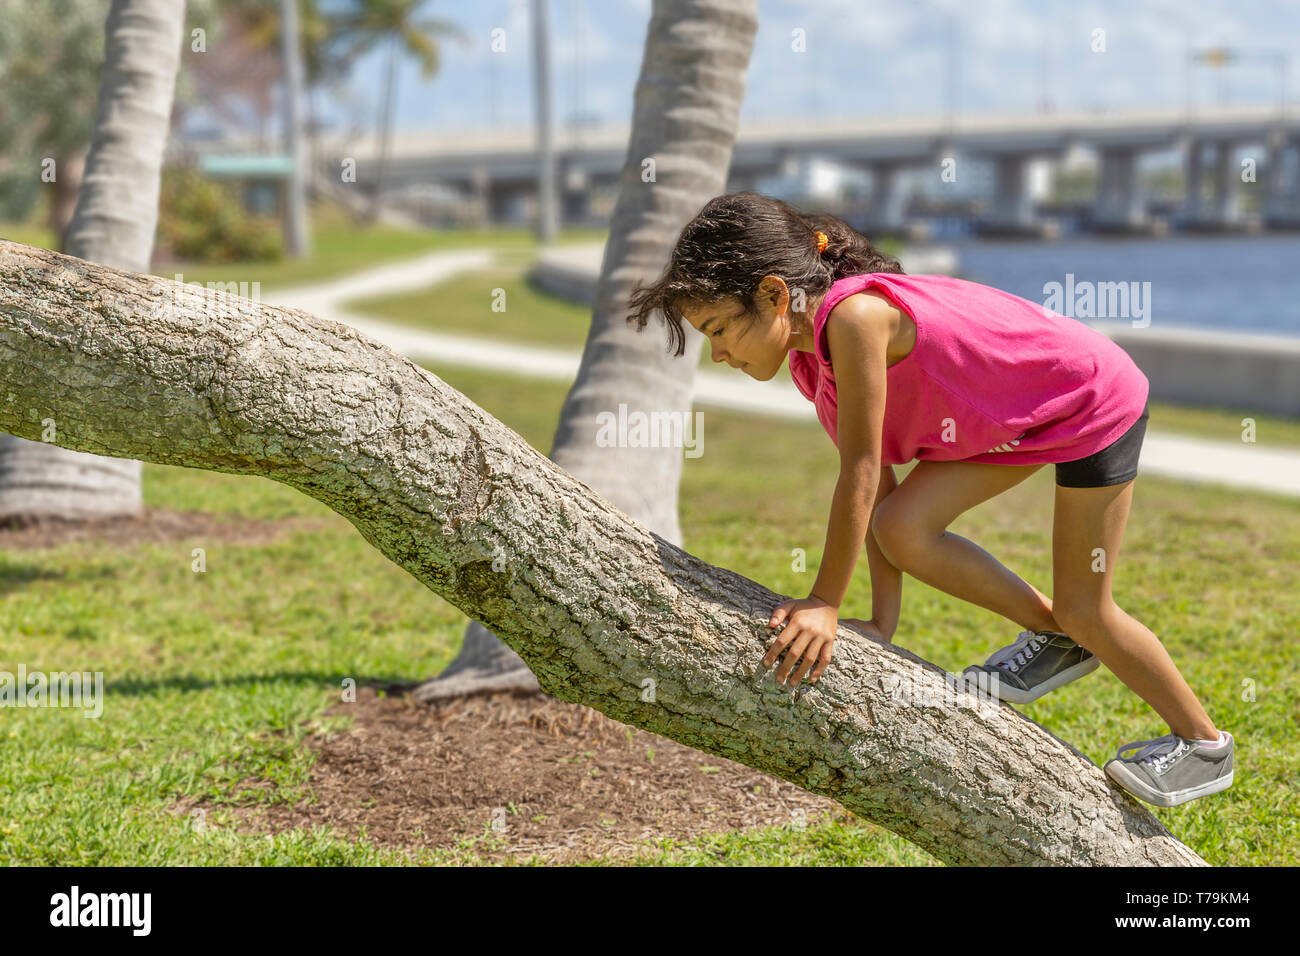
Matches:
[766,595,839,686]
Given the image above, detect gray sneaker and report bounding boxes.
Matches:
[962,629,1099,704]
[1104,732,1234,807]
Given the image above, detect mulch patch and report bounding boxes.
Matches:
[0,507,334,551]
[186,686,855,864]
[4,508,858,862]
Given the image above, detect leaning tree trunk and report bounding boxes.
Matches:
[0,239,1207,867]
[415,0,760,700]
[0,0,184,526]
[364,34,399,225]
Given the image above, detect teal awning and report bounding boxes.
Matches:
[199,154,294,178]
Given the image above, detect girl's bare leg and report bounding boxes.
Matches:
[871,461,1063,635]
[1051,480,1218,741]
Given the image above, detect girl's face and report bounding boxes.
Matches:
[680,277,803,381]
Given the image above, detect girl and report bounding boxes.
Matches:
[626,191,1233,808]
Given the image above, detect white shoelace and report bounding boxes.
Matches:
[1116,734,1190,774]
[1004,634,1053,673]
[986,630,1036,667]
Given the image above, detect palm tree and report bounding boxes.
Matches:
[0,0,186,525]
[281,0,311,257]
[210,0,348,246]
[324,0,469,222]
[414,0,761,700]
[224,0,344,89]
[532,0,557,242]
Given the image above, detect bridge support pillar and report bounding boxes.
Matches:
[1264,133,1300,229]
[1180,139,1249,231]
[992,154,1033,226]
[972,154,1052,237]
[868,163,908,234]
[1181,138,1205,224]
[469,167,491,227]
[1092,147,1148,232]
[1211,139,1243,225]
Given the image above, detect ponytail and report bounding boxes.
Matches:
[801,212,903,281]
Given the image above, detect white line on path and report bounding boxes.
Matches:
[266,248,1300,499]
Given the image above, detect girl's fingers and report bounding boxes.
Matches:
[777,633,814,683]
[768,600,793,628]
[764,601,795,668]
[790,635,827,685]
[789,648,818,686]
[763,623,797,668]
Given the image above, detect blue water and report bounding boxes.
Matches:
[932,235,1300,338]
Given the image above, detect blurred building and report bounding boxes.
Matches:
[173,102,1300,236]
[197,153,292,217]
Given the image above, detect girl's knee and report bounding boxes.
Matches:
[870,501,908,567]
[1053,597,1121,637]
[871,501,936,569]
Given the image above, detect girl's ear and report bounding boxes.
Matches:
[756,274,787,314]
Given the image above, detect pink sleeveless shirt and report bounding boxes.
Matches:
[788,273,1150,467]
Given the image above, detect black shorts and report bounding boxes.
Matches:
[1054,402,1149,488]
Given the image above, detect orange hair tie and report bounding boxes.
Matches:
[815,231,828,253]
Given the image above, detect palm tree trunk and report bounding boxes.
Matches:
[0,237,1209,866]
[48,149,88,249]
[281,0,311,258]
[366,33,399,224]
[0,0,185,526]
[414,0,760,699]
[532,0,557,242]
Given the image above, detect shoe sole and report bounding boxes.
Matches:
[964,655,1100,704]
[1104,761,1234,807]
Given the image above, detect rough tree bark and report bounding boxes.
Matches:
[417,0,761,699]
[0,238,1207,866]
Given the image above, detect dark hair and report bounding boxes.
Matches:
[626,191,905,357]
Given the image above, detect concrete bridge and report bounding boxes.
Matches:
[201,104,1300,235]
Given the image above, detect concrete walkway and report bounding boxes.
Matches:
[263,248,498,325]
[265,248,1300,499]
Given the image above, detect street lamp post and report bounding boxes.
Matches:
[281,0,310,257]
[532,0,558,243]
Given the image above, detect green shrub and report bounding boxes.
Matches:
[0,168,41,223]
[157,165,283,263]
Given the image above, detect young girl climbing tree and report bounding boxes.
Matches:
[627,191,1233,808]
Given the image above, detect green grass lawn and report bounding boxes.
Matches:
[158,208,606,292]
[2,360,1296,865]
[0,221,56,250]
[0,202,607,293]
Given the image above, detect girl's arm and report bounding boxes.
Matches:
[807,295,893,611]
[864,465,901,640]
[769,294,895,686]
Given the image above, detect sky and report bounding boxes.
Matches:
[309,0,1300,138]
